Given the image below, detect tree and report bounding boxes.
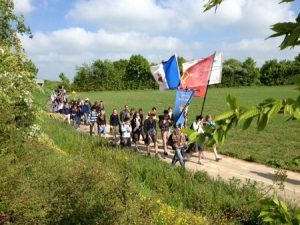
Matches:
[177,56,187,76]
[113,59,129,90]
[203,0,300,50]
[125,55,157,90]
[59,72,71,91]
[0,0,36,153]
[242,57,261,86]
[73,64,91,91]
[0,0,32,51]
[221,59,244,87]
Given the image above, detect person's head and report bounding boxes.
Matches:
[168,107,172,113]
[100,109,105,115]
[99,101,104,106]
[138,108,143,113]
[124,117,130,124]
[130,108,135,113]
[152,107,157,113]
[92,107,96,112]
[149,113,155,120]
[205,114,213,122]
[94,101,98,106]
[163,110,169,119]
[84,101,89,105]
[175,124,182,134]
[124,105,129,111]
[112,109,117,115]
[196,115,203,122]
[135,112,140,118]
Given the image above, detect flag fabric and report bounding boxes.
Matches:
[174,89,195,126]
[182,53,223,85]
[180,53,215,91]
[150,55,180,90]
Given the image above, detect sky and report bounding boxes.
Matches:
[15,0,300,81]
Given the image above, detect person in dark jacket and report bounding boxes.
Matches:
[131,112,142,150]
[120,105,130,123]
[159,110,172,156]
[145,113,158,157]
[81,100,91,125]
[97,109,106,137]
[110,109,120,141]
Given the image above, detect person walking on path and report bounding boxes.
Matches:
[159,110,172,156]
[131,112,142,150]
[97,109,107,137]
[121,117,132,147]
[120,105,131,123]
[171,125,186,168]
[145,113,158,157]
[205,115,222,161]
[88,107,98,136]
[110,109,120,141]
[81,100,91,125]
[191,115,206,164]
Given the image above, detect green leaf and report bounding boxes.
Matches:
[239,107,260,121]
[293,111,300,120]
[242,117,254,130]
[182,128,195,136]
[214,110,235,122]
[268,100,283,120]
[188,131,199,144]
[263,216,275,222]
[280,0,294,3]
[257,113,268,131]
[226,94,239,110]
[272,193,280,206]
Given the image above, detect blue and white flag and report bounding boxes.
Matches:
[150,54,181,90]
[174,89,195,126]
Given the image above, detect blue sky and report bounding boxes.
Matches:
[15,0,300,81]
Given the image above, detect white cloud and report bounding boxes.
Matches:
[66,0,295,36]
[14,0,35,16]
[21,28,202,80]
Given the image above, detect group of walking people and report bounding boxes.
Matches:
[51,93,222,168]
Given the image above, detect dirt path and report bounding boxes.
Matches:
[76,124,300,206]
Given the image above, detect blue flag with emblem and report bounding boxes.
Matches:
[174,89,195,126]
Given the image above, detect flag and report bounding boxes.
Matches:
[182,52,223,85]
[180,53,215,90]
[150,55,180,90]
[174,89,195,126]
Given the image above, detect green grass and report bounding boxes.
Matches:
[38,115,263,224]
[72,86,300,172]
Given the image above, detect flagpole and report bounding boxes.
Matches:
[200,52,216,117]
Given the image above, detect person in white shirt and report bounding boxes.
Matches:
[121,118,132,147]
[192,115,206,165]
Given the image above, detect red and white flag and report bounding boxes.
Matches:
[180,53,215,98]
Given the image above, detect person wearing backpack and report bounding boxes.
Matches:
[159,110,172,156]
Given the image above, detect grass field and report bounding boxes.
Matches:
[70,86,300,172]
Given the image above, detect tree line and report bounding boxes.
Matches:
[66,54,300,92]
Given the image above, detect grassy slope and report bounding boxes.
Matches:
[73,86,300,172]
[27,86,264,224]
